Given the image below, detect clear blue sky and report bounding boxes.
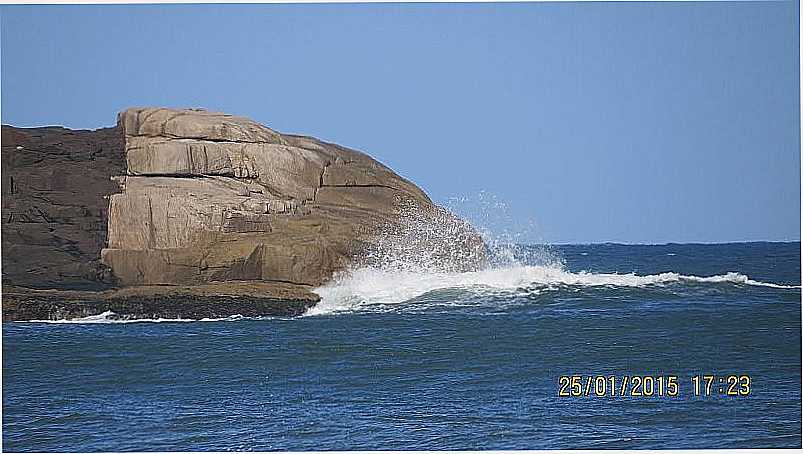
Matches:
[1,2,799,244]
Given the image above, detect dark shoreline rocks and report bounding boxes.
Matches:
[2,282,319,321]
[1,125,124,290]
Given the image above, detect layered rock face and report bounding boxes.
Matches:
[101,108,486,288]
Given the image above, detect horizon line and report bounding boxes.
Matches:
[535,240,802,246]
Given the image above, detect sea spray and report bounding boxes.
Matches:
[444,190,562,269]
[360,195,488,273]
[309,193,799,316]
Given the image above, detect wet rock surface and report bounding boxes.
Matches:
[1,282,318,321]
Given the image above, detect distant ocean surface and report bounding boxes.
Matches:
[3,242,801,450]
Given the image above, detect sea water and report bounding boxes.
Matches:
[3,242,801,450]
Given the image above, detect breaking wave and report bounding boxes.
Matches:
[307,192,799,316]
[306,265,799,316]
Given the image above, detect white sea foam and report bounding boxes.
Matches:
[306,265,800,316]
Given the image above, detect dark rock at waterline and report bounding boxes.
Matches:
[2,282,319,321]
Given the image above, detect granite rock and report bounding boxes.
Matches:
[2,107,487,319]
[101,107,487,287]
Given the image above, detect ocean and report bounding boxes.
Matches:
[2,242,801,450]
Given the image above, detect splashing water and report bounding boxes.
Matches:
[444,191,564,268]
[308,193,799,316]
[360,195,488,273]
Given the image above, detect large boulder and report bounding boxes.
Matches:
[100,107,486,287]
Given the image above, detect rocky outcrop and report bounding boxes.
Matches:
[2,107,486,319]
[1,125,124,290]
[101,107,486,288]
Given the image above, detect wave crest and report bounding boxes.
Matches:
[307,265,799,316]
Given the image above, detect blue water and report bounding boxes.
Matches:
[3,242,801,450]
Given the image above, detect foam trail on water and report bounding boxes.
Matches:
[23,311,246,324]
[682,273,800,289]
